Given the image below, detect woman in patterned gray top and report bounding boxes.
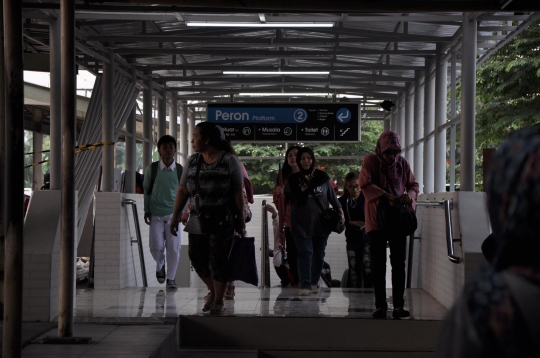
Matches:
[171,122,245,315]
[284,147,344,296]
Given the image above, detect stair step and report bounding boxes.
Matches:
[178,316,441,352]
[178,349,258,357]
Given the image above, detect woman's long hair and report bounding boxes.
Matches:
[196,121,235,154]
[278,145,301,184]
[340,172,358,199]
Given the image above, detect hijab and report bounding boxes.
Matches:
[485,124,540,270]
[287,147,330,205]
[374,130,404,196]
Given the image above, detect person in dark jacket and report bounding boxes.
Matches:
[284,147,344,296]
[338,172,371,288]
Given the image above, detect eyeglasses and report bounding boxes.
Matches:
[347,185,360,190]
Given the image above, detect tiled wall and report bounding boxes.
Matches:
[94,190,490,307]
[414,192,490,309]
[94,192,187,289]
[94,193,350,290]
[23,190,77,322]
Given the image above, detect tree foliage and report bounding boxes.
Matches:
[476,20,540,149]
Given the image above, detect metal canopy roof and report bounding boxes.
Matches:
[21,1,540,121]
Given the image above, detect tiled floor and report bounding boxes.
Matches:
[74,286,448,321]
[17,287,448,357]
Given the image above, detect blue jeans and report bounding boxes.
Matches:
[293,235,329,289]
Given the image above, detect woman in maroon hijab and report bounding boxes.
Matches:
[359,130,418,319]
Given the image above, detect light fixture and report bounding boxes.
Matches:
[238,93,329,96]
[223,71,330,75]
[186,22,334,28]
[380,100,395,111]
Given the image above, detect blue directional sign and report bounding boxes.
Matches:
[207,102,361,142]
[336,108,351,124]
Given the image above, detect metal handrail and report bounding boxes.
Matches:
[122,199,148,287]
[260,200,271,288]
[416,199,462,264]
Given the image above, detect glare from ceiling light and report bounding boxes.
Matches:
[186,22,334,28]
[238,93,329,96]
[223,71,330,75]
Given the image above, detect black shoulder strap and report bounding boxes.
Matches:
[147,161,159,196]
[194,154,203,217]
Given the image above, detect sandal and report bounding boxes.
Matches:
[210,303,226,315]
[203,291,212,302]
[224,284,235,299]
[202,294,214,312]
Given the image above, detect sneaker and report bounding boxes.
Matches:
[310,284,319,294]
[298,289,312,296]
[392,308,410,319]
[156,265,166,284]
[372,308,388,319]
[166,279,178,290]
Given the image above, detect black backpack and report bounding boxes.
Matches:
[146,161,183,196]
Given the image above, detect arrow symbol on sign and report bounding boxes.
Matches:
[338,112,350,121]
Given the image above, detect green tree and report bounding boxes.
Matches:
[476,19,540,149]
[450,20,540,190]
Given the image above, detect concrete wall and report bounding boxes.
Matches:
[23,190,77,322]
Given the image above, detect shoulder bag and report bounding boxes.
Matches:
[376,195,417,236]
[312,187,345,234]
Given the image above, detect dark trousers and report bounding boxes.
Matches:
[368,230,407,309]
[285,227,299,285]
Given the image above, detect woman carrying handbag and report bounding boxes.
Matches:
[359,130,418,319]
[284,147,344,297]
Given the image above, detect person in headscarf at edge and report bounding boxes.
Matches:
[273,145,302,287]
[435,124,540,358]
[359,130,418,319]
[284,147,344,296]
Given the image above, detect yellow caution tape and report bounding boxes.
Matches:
[24,141,115,155]
[24,141,115,168]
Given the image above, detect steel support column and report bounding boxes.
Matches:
[180,103,188,166]
[169,93,178,150]
[390,101,398,131]
[58,0,76,337]
[423,57,435,194]
[461,13,477,192]
[143,78,152,172]
[32,109,43,191]
[450,51,458,192]
[188,109,195,156]
[405,83,414,166]
[158,89,166,139]
[3,0,24,356]
[383,114,390,131]
[102,45,115,192]
[413,71,425,193]
[49,18,61,190]
[0,0,5,334]
[124,104,137,193]
[434,44,448,193]
[398,94,406,146]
